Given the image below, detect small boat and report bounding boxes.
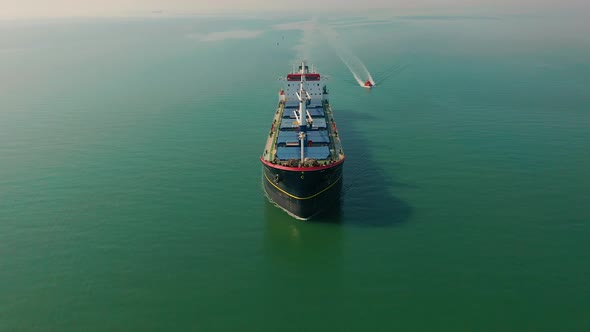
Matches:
[364,80,373,88]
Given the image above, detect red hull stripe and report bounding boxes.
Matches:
[260,156,345,172]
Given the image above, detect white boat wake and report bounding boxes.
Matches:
[282,19,376,87]
[319,26,376,87]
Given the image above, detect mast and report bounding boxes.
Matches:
[296,61,311,163]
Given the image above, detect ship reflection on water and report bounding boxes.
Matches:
[262,200,343,268]
[261,199,346,314]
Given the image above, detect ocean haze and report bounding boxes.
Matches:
[2,0,590,18]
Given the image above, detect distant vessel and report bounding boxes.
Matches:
[364,80,374,88]
[261,61,345,220]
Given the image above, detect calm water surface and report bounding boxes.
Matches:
[1,12,589,331]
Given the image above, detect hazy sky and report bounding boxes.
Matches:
[1,0,588,18]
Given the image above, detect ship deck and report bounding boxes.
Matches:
[262,100,344,168]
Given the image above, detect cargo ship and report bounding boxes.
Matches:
[261,61,345,219]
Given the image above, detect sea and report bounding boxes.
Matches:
[1,11,589,331]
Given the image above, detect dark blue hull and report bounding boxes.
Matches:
[262,162,343,219]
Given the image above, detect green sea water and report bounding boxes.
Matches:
[1,12,590,331]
